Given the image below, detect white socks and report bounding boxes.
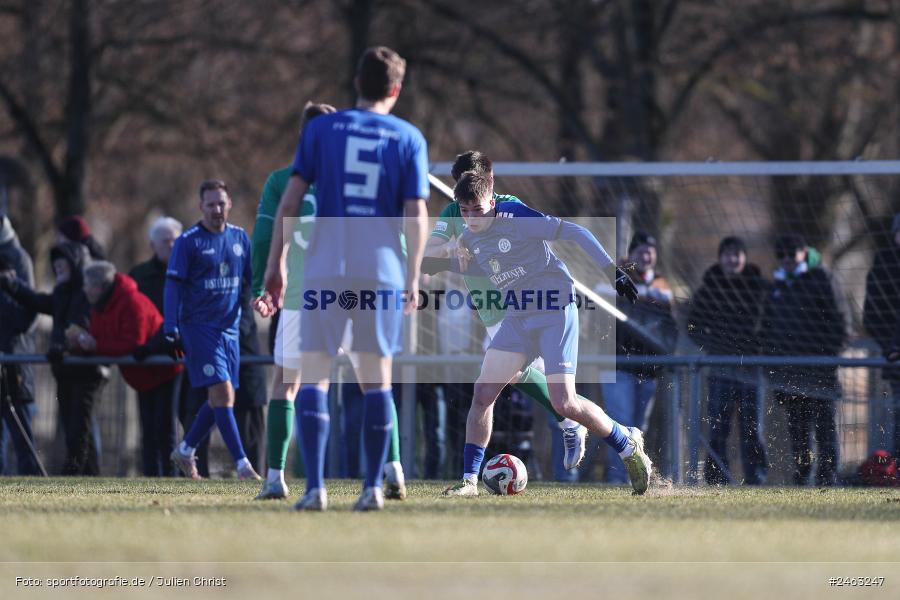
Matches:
[558,418,579,430]
[177,441,195,456]
[236,457,251,471]
[384,461,405,484]
[267,468,284,484]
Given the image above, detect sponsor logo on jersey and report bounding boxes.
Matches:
[434,221,448,233]
[499,238,511,253]
[497,211,515,219]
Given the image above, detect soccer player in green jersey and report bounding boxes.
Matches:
[425,151,589,473]
[252,101,408,501]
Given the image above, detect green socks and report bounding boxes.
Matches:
[514,366,565,423]
[388,397,401,463]
[266,399,294,470]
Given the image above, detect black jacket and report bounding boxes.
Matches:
[128,256,167,314]
[863,247,900,379]
[0,219,37,400]
[687,264,768,355]
[4,242,101,381]
[759,266,846,394]
[235,283,266,408]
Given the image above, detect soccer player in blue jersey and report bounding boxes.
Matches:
[262,46,429,511]
[424,170,653,496]
[167,180,261,481]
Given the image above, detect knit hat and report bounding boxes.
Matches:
[718,235,747,256]
[628,231,658,254]
[58,215,91,243]
[775,234,806,257]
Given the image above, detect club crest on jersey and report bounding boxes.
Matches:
[489,258,501,274]
[219,262,230,277]
[232,243,243,256]
[498,238,511,253]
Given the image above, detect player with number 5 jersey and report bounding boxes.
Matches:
[263,46,429,512]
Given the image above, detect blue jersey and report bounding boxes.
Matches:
[459,202,591,314]
[165,222,252,334]
[291,108,429,287]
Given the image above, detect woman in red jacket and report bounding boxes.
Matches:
[71,261,183,476]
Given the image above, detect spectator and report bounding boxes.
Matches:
[0,255,40,475]
[863,213,900,457]
[129,217,183,312]
[69,261,184,476]
[760,235,846,486]
[687,236,769,485]
[594,231,676,485]
[128,216,196,474]
[0,241,105,475]
[0,214,40,475]
[57,215,106,260]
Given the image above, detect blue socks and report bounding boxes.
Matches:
[297,386,330,491]
[362,388,394,488]
[463,443,486,480]
[604,421,631,454]
[184,401,215,449]
[213,406,247,462]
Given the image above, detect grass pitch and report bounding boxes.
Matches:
[1,478,899,599]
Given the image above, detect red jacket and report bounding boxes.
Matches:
[89,273,182,392]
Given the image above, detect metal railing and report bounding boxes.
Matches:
[1,352,894,482]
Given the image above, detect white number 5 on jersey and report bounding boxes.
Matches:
[344,136,381,200]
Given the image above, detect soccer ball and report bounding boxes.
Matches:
[482,454,527,495]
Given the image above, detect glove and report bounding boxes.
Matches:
[886,346,900,363]
[613,266,639,304]
[160,331,184,359]
[132,344,152,361]
[46,344,66,365]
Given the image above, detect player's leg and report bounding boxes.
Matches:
[443,348,525,497]
[382,391,406,500]
[351,351,395,510]
[293,350,333,510]
[171,329,217,479]
[258,309,302,499]
[541,305,651,494]
[488,321,586,469]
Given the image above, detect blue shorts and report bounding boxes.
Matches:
[181,325,240,389]
[489,303,579,375]
[299,278,403,357]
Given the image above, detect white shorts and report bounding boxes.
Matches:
[274,309,301,369]
[483,319,545,373]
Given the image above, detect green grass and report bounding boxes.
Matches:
[1,478,899,599]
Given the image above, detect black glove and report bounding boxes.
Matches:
[160,331,184,359]
[46,344,66,365]
[132,344,152,361]
[613,266,639,304]
[886,346,900,363]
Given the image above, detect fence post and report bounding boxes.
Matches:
[687,362,701,484]
[668,367,682,484]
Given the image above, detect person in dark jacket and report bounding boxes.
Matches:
[687,236,769,485]
[596,231,677,484]
[70,261,184,476]
[0,254,40,475]
[760,235,846,486]
[57,215,105,260]
[0,241,105,475]
[863,213,900,457]
[129,217,182,313]
[0,215,40,475]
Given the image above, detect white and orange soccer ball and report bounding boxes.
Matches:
[482,453,527,495]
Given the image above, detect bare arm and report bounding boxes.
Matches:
[404,198,429,315]
[262,174,309,311]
